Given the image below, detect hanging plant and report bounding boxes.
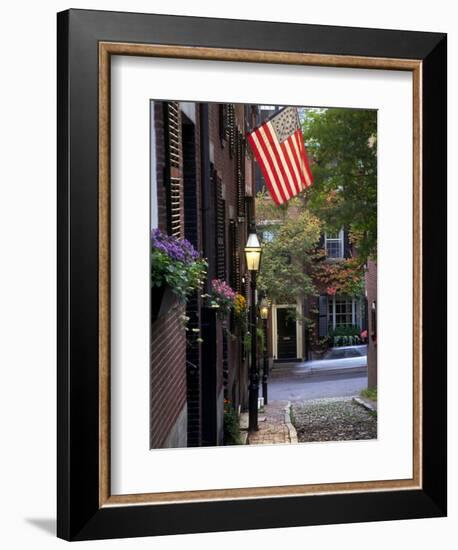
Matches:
[209,279,236,319]
[151,228,207,303]
[232,293,248,333]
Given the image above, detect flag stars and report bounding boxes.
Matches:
[271,107,300,143]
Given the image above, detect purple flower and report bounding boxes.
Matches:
[151,228,200,264]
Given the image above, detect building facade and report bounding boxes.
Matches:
[266,227,366,363]
[365,259,377,389]
[150,101,257,448]
[256,190,367,364]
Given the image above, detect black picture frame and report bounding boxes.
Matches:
[57,8,447,541]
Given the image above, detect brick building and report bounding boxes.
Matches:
[258,216,366,363]
[365,260,377,389]
[150,101,257,448]
[309,229,366,357]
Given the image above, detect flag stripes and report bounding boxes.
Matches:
[247,107,313,205]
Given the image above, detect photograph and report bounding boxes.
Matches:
[150,101,378,449]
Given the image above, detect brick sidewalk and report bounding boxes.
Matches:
[244,400,298,445]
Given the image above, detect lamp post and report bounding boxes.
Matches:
[259,297,270,406]
[244,228,262,432]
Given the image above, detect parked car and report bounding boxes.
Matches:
[303,345,367,372]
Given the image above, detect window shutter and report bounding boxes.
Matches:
[236,131,246,220]
[318,233,325,249]
[164,101,182,237]
[215,175,226,280]
[219,104,231,145]
[343,228,352,258]
[229,220,241,293]
[318,295,328,337]
[219,104,226,143]
[166,101,180,169]
[168,177,181,237]
[227,104,236,159]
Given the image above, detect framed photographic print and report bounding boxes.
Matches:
[57,9,447,541]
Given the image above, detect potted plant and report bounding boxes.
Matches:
[209,279,236,319]
[233,293,248,333]
[151,229,207,323]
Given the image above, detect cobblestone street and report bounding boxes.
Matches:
[292,397,377,443]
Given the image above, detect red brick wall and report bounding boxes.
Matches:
[150,104,187,449]
[150,304,187,448]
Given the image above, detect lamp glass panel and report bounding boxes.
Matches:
[245,249,261,271]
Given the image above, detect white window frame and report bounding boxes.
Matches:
[324,228,344,259]
[327,295,361,330]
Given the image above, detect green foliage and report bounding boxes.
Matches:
[243,332,252,353]
[310,249,365,297]
[257,208,322,303]
[328,324,361,347]
[151,248,207,302]
[328,324,361,337]
[223,400,242,445]
[361,388,378,401]
[303,108,377,262]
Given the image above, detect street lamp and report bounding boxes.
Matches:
[244,228,262,432]
[244,231,262,271]
[259,298,269,321]
[259,297,270,405]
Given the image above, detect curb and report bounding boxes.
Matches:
[239,412,249,444]
[353,396,377,412]
[283,401,298,444]
[309,366,367,376]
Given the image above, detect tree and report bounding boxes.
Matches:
[302,108,377,262]
[257,200,322,303]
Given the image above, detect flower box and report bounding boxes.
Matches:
[151,285,176,325]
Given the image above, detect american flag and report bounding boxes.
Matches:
[247,107,313,205]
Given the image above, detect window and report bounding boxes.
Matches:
[324,229,344,259]
[328,295,360,330]
[262,230,275,243]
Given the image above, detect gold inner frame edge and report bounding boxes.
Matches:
[98,42,422,507]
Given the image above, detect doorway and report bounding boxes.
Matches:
[276,307,297,360]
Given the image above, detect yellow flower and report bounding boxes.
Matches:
[233,293,247,315]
